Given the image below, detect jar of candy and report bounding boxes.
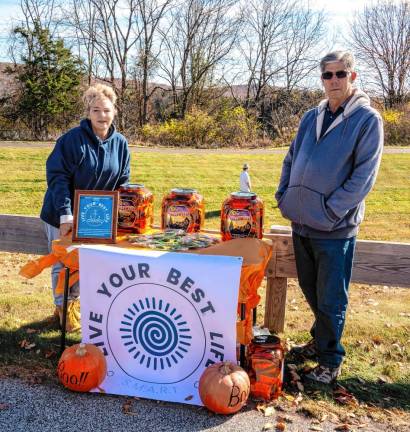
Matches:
[220,191,264,241]
[118,183,154,234]
[161,188,204,233]
[247,335,284,401]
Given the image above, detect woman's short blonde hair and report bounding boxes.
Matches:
[83,83,117,115]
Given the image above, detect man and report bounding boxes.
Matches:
[240,163,251,192]
[275,51,383,384]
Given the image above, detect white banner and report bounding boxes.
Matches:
[79,245,242,405]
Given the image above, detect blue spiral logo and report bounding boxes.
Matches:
[119,297,191,370]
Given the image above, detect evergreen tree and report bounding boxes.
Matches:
[13,21,84,139]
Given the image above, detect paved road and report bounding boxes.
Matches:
[0,378,389,432]
[0,141,409,154]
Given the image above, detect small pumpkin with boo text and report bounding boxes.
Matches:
[57,343,107,392]
[199,361,250,414]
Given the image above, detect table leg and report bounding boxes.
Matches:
[60,267,70,353]
[240,303,246,368]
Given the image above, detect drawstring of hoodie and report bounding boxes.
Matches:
[95,143,100,179]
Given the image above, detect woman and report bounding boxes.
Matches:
[40,83,131,331]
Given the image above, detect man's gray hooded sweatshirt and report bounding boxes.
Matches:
[275,89,383,239]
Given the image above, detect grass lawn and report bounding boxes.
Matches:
[0,147,409,429]
[0,148,409,241]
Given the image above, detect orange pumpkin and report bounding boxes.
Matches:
[57,343,107,392]
[199,361,250,414]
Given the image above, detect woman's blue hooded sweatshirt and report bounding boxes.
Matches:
[275,89,383,239]
[40,119,130,228]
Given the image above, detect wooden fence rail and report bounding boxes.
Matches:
[1,214,410,333]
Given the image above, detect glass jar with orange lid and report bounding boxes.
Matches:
[161,188,204,233]
[118,183,154,234]
[220,191,264,241]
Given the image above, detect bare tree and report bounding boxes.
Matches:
[66,0,99,85]
[134,0,173,126]
[157,0,239,118]
[238,0,325,137]
[239,0,292,112]
[9,0,62,63]
[350,0,410,108]
[280,5,325,92]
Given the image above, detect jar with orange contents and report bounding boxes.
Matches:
[220,191,264,241]
[118,183,154,234]
[247,335,284,401]
[161,188,204,233]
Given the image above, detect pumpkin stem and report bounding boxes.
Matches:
[220,361,232,375]
[76,343,87,357]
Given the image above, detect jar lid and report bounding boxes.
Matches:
[231,191,256,199]
[252,335,281,346]
[171,188,197,195]
[122,183,145,189]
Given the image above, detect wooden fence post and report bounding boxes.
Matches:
[264,240,287,333]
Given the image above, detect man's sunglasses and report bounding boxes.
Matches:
[321,70,349,80]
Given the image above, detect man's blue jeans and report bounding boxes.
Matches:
[292,233,356,368]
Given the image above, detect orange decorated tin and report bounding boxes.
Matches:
[118,183,154,233]
[161,188,204,232]
[221,191,264,241]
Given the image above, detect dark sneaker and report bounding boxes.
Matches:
[304,364,341,384]
[290,339,317,359]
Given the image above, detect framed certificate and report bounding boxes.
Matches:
[72,190,119,243]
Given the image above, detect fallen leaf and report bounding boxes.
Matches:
[278,415,293,424]
[264,406,275,417]
[308,426,323,431]
[256,403,267,413]
[377,375,393,384]
[289,370,301,381]
[262,422,274,431]
[319,414,328,423]
[122,399,137,415]
[333,386,358,407]
[372,336,382,345]
[275,421,286,431]
[296,381,304,392]
[334,424,352,431]
[44,350,56,359]
[294,393,303,406]
[391,343,403,351]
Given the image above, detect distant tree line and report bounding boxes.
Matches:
[0,0,409,144]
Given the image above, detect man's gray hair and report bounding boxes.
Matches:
[320,51,355,72]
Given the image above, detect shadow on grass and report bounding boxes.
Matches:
[0,317,81,367]
[205,210,220,218]
[284,354,410,412]
[336,377,410,411]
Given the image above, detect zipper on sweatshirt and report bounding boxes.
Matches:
[297,120,317,226]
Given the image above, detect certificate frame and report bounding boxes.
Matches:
[72,190,119,243]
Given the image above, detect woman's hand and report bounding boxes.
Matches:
[60,222,73,237]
